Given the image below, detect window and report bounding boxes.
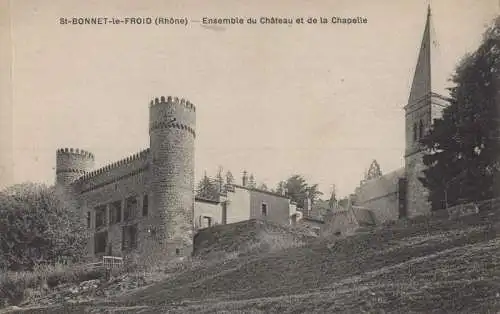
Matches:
[142,195,148,216]
[419,120,424,138]
[95,205,106,228]
[124,196,138,221]
[175,248,180,256]
[94,231,108,254]
[413,122,417,141]
[87,212,91,228]
[121,224,138,251]
[109,200,122,224]
[261,203,268,216]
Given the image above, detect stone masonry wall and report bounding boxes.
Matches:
[249,190,291,225]
[358,193,399,224]
[194,199,222,230]
[225,187,251,224]
[405,151,431,217]
[56,148,95,194]
[149,96,196,257]
[76,167,151,258]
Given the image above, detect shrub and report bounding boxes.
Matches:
[0,183,87,271]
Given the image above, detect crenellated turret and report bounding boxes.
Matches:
[55,147,95,197]
[149,95,196,256]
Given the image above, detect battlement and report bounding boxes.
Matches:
[56,148,95,160]
[149,96,196,113]
[74,148,150,183]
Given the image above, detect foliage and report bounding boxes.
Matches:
[0,262,106,307]
[215,166,225,192]
[279,175,323,207]
[196,173,220,200]
[420,17,500,210]
[328,185,337,208]
[275,181,287,195]
[0,183,87,271]
[365,160,382,181]
[247,174,256,188]
[225,171,234,185]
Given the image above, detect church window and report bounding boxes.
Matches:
[419,120,424,138]
[413,123,418,141]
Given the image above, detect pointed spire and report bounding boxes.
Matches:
[406,5,448,107]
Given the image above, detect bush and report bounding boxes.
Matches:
[0,262,107,307]
[45,265,106,288]
[0,183,87,271]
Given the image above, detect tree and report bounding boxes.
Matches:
[215,166,224,192]
[328,184,337,208]
[365,160,382,181]
[196,172,219,200]
[275,181,287,195]
[0,183,87,270]
[248,174,256,188]
[282,175,323,207]
[225,171,234,185]
[420,17,500,209]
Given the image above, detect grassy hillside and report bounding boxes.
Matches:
[5,210,500,313]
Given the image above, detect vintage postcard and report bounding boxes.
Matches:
[0,0,500,313]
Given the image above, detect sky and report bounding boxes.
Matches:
[4,0,500,198]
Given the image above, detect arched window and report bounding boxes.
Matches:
[419,120,424,138]
[413,123,418,141]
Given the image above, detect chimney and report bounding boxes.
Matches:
[242,170,248,187]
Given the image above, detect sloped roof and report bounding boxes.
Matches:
[406,6,449,108]
[351,206,377,226]
[356,167,405,203]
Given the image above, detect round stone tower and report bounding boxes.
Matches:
[55,148,95,195]
[149,96,196,257]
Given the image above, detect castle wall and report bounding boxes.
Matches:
[74,149,149,194]
[75,163,151,258]
[194,199,222,230]
[56,148,95,199]
[225,187,251,224]
[249,190,291,225]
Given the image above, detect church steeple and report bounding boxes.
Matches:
[407,5,447,107]
[403,5,450,217]
[404,5,449,156]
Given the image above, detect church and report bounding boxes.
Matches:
[352,6,450,224]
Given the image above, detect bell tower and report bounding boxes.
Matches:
[404,6,450,217]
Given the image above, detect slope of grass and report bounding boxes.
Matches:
[6,210,500,313]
